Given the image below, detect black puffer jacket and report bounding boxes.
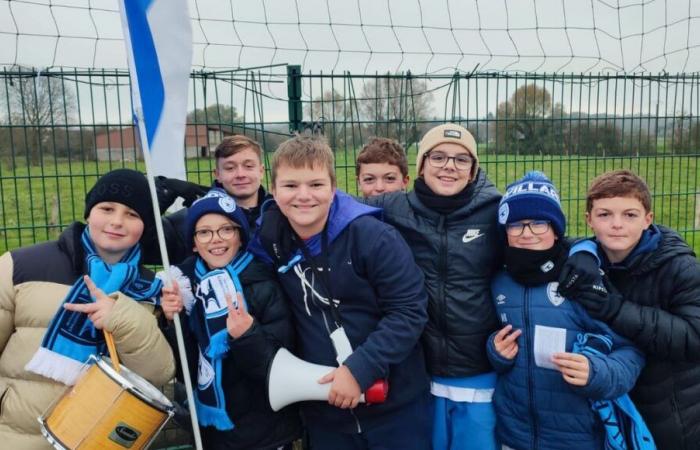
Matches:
[368,170,503,377]
[166,255,301,450]
[604,226,700,450]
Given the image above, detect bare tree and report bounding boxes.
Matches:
[359,77,434,144]
[305,89,361,149]
[2,67,75,166]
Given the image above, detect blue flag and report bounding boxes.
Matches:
[119,0,192,180]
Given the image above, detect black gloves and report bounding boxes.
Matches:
[570,277,623,322]
[557,251,602,298]
[155,176,209,213]
[558,251,623,321]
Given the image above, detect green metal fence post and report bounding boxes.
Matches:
[287,65,302,133]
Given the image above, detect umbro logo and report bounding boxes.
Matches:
[496,294,506,305]
[462,229,485,243]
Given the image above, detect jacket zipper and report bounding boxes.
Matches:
[318,282,362,433]
[523,287,538,449]
[437,215,448,367]
[350,408,362,433]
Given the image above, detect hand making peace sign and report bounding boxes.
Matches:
[63,275,116,330]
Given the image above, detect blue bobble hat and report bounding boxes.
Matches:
[185,188,250,248]
[498,171,566,237]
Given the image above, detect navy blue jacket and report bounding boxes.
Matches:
[487,272,645,450]
[251,191,430,433]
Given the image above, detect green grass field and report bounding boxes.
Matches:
[1,152,699,255]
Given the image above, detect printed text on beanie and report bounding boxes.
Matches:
[498,171,566,237]
[84,169,154,233]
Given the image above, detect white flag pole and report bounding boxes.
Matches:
[135,111,204,450]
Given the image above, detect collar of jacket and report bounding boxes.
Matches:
[408,169,501,220]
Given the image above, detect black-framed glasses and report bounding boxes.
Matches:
[194,225,239,243]
[424,151,473,171]
[505,220,551,237]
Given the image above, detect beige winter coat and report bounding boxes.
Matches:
[0,223,175,449]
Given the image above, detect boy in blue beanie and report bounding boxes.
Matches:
[488,171,649,450]
[159,188,300,450]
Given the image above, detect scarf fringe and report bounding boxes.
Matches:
[206,330,230,359]
[158,266,196,314]
[195,397,235,430]
[25,347,87,385]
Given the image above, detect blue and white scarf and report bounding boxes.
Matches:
[573,333,656,450]
[25,227,162,385]
[189,251,253,430]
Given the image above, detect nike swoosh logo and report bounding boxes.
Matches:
[462,233,485,243]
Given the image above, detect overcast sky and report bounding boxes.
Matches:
[1,0,699,74]
[1,0,698,123]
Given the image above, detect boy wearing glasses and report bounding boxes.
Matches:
[488,171,646,450]
[365,123,503,450]
[159,188,300,450]
[356,137,410,198]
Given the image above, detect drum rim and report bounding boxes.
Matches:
[39,419,68,450]
[91,355,174,414]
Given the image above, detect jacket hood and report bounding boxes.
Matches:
[616,225,695,275]
[325,190,382,244]
[250,190,381,268]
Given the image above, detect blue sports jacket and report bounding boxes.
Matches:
[487,272,645,450]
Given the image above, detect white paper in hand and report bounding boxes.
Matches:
[533,325,566,370]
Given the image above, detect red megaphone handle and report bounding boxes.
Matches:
[365,379,389,404]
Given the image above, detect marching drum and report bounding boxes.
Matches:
[39,355,174,450]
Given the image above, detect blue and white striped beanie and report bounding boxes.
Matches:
[498,171,566,237]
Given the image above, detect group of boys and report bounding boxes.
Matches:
[0,123,697,450]
[151,124,699,450]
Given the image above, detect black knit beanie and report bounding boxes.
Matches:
[84,169,155,235]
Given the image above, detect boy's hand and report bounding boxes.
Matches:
[570,277,622,321]
[557,252,602,298]
[552,352,590,386]
[493,324,522,360]
[160,282,183,321]
[63,275,115,329]
[318,365,362,409]
[226,293,254,339]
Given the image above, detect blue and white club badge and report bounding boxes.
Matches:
[197,348,215,389]
[218,195,236,213]
[498,202,509,225]
[201,189,236,213]
[546,282,565,307]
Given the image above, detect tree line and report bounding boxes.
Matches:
[2,70,699,169]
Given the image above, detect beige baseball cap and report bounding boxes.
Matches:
[416,123,478,176]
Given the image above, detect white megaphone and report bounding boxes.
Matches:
[267,348,388,412]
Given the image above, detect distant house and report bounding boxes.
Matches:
[94,125,234,161]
